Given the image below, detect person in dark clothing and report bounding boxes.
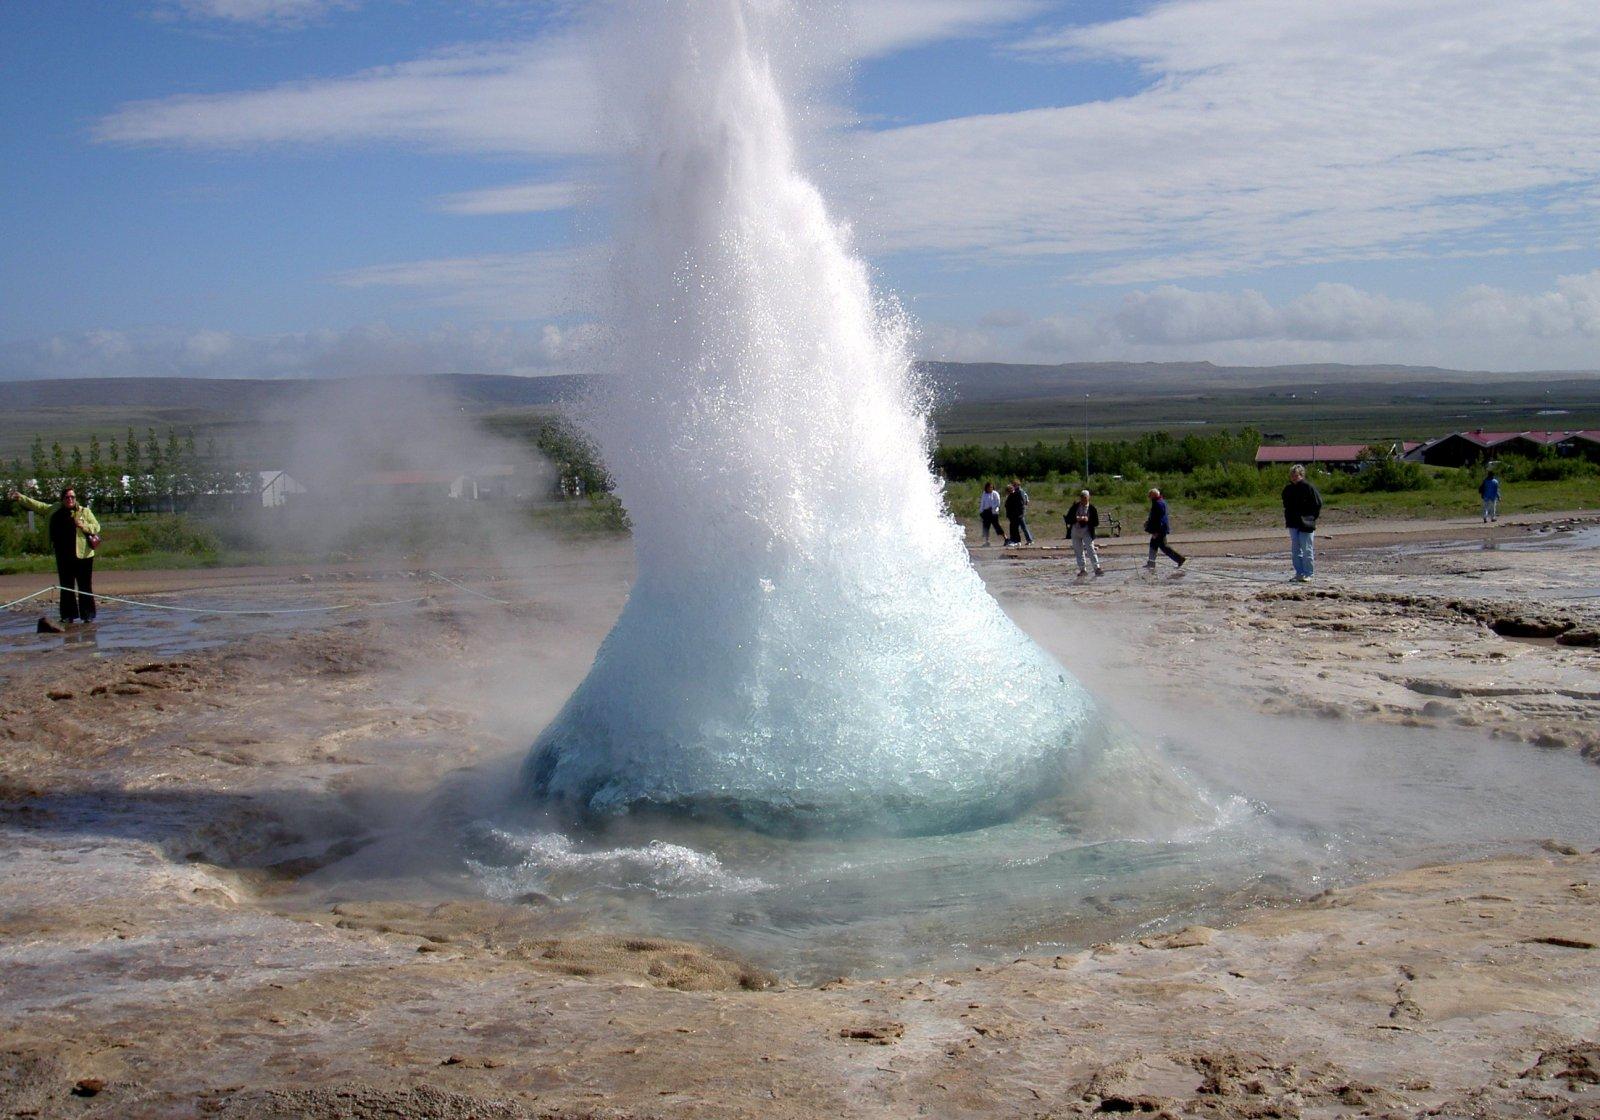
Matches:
[1478,471,1500,523]
[1281,464,1323,582]
[1143,488,1186,570]
[1065,489,1103,576]
[1002,482,1027,546]
[10,486,101,622]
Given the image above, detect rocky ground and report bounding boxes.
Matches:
[1,522,1597,1119]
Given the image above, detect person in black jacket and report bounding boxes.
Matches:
[1002,482,1027,546]
[1143,488,1186,570]
[1065,489,1103,576]
[1281,464,1323,582]
[10,486,101,623]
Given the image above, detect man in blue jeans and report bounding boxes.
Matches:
[1479,471,1500,523]
[1281,464,1323,582]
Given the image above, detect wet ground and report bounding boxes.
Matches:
[0,529,1597,1117]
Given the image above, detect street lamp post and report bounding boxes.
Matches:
[1310,390,1319,468]
[1083,393,1090,485]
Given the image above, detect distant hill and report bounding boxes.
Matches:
[4,362,1596,414]
[2,363,1598,457]
[0,373,584,413]
[920,360,1600,403]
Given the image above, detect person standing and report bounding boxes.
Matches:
[1066,489,1103,576]
[1281,464,1323,582]
[1003,482,1027,547]
[1479,471,1501,523]
[1143,488,1186,570]
[1010,478,1034,545]
[10,486,101,623]
[978,481,1004,546]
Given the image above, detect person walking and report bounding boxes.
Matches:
[10,486,101,623]
[978,481,1004,546]
[1143,488,1186,570]
[1010,478,1033,545]
[1281,464,1323,582]
[1479,470,1501,523]
[1066,489,1103,576]
[1002,482,1027,546]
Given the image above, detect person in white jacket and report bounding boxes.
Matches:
[977,481,1004,546]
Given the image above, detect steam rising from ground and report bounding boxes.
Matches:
[522,0,1098,834]
[255,377,554,575]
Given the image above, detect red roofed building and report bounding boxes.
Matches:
[1255,441,1422,470]
[1405,430,1595,467]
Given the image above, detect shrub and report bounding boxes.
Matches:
[1356,457,1429,493]
[114,516,221,558]
[1182,463,1265,500]
[0,515,50,556]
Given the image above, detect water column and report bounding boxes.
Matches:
[523,0,1097,835]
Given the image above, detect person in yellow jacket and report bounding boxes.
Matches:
[9,486,100,623]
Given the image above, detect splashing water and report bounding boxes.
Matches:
[522,0,1098,835]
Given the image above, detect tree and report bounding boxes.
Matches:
[144,428,167,511]
[164,429,184,510]
[28,435,46,494]
[124,428,141,513]
[106,439,122,514]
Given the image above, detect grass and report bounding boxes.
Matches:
[0,498,631,576]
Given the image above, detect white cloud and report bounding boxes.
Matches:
[161,0,355,26]
[0,322,586,381]
[438,178,581,215]
[846,0,1046,59]
[96,39,600,155]
[1107,283,1431,346]
[99,2,1037,155]
[853,0,1600,279]
[929,272,1600,370]
[332,246,600,319]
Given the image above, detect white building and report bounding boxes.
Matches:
[257,470,306,508]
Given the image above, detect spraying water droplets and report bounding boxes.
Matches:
[521,0,1098,835]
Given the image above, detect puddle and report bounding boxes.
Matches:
[0,599,344,660]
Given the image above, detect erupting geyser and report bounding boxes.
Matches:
[523,0,1097,835]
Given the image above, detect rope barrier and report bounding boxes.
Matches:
[425,570,513,604]
[0,585,435,616]
[0,587,56,611]
[0,570,517,618]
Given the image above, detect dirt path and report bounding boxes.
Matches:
[981,508,1599,560]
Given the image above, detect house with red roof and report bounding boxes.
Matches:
[1405,430,1600,467]
[1254,441,1422,470]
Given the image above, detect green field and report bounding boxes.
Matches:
[3,367,1597,573]
[932,380,1600,447]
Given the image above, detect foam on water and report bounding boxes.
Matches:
[522,0,1100,834]
[467,824,766,898]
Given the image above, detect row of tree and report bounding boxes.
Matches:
[2,429,265,514]
[934,428,1266,482]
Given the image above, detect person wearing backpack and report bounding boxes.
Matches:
[9,485,101,623]
[1281,464,1323,582]
[1478,471,1501,523]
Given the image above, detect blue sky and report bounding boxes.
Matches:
[3,0,1598,378]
